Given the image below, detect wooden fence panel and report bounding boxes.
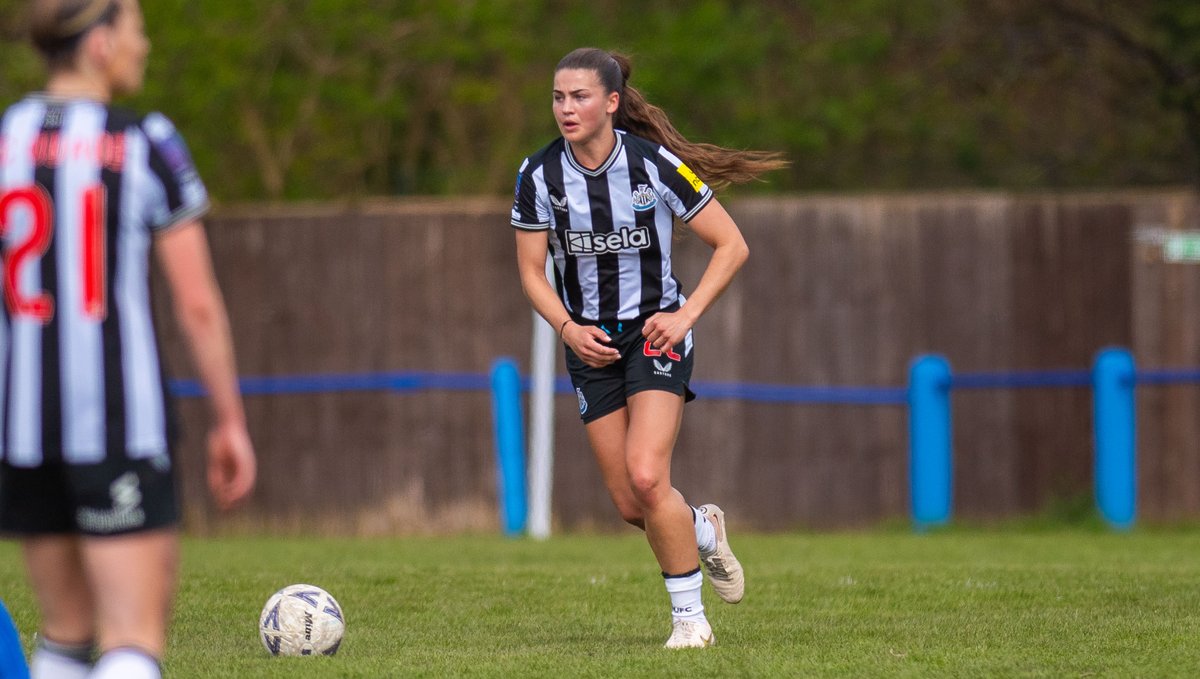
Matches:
[154,192,1199,533]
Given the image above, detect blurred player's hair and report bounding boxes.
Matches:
[28,0,121,69]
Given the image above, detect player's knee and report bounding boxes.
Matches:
[627,472,667,508]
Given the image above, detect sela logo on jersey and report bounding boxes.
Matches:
[631,184,657,211]
[565,226,651,255]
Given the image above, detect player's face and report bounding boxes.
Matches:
[553,68,619,147]
[102,0,150,96]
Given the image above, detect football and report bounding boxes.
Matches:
[259,584,345,656]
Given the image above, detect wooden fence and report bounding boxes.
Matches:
[155,191,1200,533]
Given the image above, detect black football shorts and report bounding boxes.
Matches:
[564,314,696,424]
[0,453,179,537]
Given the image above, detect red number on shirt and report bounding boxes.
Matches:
[81,184,107,320]
[0,184,107,323]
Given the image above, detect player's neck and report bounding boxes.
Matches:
[569,130,617,170]
[45,71,112,103]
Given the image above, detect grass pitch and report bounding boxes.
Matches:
[3,528,1200,677]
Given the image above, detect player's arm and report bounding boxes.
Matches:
[514,229,619,367]
[642,199,749,352]
[155,220,256,510]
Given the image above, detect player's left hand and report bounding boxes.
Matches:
[642,310,694,355]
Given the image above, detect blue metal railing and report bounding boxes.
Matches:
[169,372,908,405]
[170,347,1200,532]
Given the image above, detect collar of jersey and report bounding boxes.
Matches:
[28,92,107,105]
[564,131,624,177]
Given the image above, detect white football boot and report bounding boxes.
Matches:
[663,619,715,649]
[698,504,745,604]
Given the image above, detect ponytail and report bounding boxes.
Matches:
[556,47,787,192]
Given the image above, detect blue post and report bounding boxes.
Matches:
[490,358,528,536]
[1093,347,1136,530]
[909,354,952,530]
[0,600,29,679]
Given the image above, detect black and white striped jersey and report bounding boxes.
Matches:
[0,95,209,468]
[511,130,713,322]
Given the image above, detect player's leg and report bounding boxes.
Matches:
[587,411,726,566]
[22,537,95,679]
[568,337,643,528]
[583,407,645,528]
[624,390,693,572]
[624,389,713,648]
[3,463,96,678]
[81,529,178,679]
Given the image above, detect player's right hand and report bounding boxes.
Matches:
[207,421,257,511]
[564,322,620,368]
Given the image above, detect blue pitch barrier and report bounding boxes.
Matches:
[0,600,28,679]
[171,346,1192,532]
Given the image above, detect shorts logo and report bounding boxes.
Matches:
[566,226,650,255]
[111,472,143,513]
[631,184,657,211]
[550,194,569,213]
[652,359,673,375]
[676,163,704,193]
[576,387,588,414]
[76,471,147,533]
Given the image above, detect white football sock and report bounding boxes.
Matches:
[663,567,706,623]
[30,636,92,679]
[693,506,717,556]
[89,647,160,679]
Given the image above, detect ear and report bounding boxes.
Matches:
[606,91,620,115]
[80,24,113,66]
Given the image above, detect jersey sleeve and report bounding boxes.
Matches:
[511,158,550,230]
[140,112,210,232]
[654,146,714,222]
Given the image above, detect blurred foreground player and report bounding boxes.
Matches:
[0,1,256,677]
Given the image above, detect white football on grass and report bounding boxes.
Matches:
[259,584,345,656]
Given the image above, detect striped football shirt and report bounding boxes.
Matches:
[511,130,713,322]
[0,94,208,467]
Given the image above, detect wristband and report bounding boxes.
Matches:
[558,319,572,339]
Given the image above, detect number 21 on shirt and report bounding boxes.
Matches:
[0,183,107,323]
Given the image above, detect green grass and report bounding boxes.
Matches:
[4,528,1200,677]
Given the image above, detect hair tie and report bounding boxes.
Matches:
[608,54,626,89]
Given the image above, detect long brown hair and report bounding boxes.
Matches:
[555,47,787,192]
[28,0,120,69]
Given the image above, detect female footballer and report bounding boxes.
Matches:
[512,47,784,648]
[0,1,256,677]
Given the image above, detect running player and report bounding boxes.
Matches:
[0,1,256,677]
[511,47,785,648]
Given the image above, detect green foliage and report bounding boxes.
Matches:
[0,0,1196,200]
